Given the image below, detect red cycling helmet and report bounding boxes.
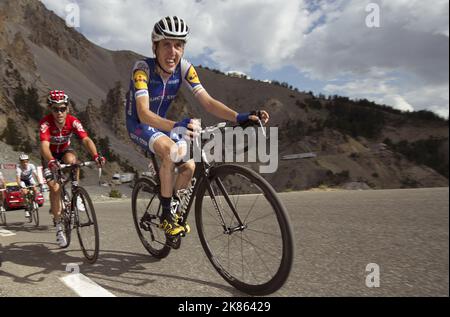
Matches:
[47,90,69,105]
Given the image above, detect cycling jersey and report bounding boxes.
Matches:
[16,163,37,182]
[39,114,88,154]
[126,58,204,152]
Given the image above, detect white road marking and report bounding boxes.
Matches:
[0,229,16,237]
[60,273,116,297]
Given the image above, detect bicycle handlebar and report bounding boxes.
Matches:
[59,161,98,169]
[200,119,266,138]
[58,161,103,182]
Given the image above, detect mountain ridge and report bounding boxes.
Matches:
[0,0,447,191]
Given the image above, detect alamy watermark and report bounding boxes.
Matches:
[171,123,279,174]
[130,120,280,174]
[365,263,380,288]
[65,263,80,274]
[65,3,80,28]
[365,3,381,28]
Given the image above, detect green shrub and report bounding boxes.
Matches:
[388,137,448,178]
[109,189,122,198]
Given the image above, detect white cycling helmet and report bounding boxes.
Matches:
[152,16,189,43]
[19,153,29,161]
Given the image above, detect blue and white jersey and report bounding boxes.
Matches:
[125,58,204,153]
[126,58,204,123]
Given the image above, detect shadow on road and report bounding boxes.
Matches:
[1,222,51,233]
[0,242,244,296]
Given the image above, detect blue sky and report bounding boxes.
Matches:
[40,0,449,118]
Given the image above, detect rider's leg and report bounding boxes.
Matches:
[48,179,61,220]
[174,159,195,191]
[153,136,176,198]
[152,137,186,235]
[62,152,78,181]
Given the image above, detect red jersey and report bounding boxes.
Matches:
[39,114,88,154]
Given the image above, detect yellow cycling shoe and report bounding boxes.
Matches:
[160,219,185,236]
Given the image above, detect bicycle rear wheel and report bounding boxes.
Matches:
[195,164,294,295]
[73,187,99,264]
[132,177,171,259]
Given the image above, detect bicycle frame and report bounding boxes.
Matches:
[146,122,253,234]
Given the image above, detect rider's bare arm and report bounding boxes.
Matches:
[40,140,54,162]
[136,96,177,132]
[81,137,100,159]
[194,90,238,122]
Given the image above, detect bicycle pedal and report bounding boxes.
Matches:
[166,235,181,249]
[139,221,151,231]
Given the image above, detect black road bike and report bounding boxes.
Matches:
[132,121,294,295]
[0,186,39,226]
[23,186,40,227]
[54,162,100,263]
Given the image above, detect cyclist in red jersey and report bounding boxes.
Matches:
[39,90,106,247]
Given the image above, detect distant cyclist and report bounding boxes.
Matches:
[126,16,269,240]
[16,153,40,220]
[0,171,6,213]
[39,90,106,248]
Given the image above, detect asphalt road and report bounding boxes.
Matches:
[0,187,448,297]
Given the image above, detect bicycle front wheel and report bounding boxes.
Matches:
[195,164,294,295]
[32,202,39,227]
[73,187,99,264]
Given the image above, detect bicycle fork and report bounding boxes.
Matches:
[204,177,247,235]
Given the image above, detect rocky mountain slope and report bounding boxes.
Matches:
[0,0,448,191]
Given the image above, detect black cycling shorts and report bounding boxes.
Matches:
[41,148,77,182]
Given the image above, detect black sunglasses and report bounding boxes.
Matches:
[52,106,68,113]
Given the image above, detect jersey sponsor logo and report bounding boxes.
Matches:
[73,120,85,133]
[134,70,148,90]
[134,60,150,73]
[186,66,200,85]
[51,135,71,144]
[167,79,180,85]
[40,122,49,133]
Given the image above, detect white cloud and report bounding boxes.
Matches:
[38,0,449,117]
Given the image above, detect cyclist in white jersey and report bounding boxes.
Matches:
[16,154,40,219]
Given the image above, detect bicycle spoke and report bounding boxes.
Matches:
[246,212,277,225]
[244,227,282,239]
[243,194,261,224]
[240,233,280,260]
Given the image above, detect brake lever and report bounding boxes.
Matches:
[256,118,267,139]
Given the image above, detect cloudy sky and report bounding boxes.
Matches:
[40,0,449,118]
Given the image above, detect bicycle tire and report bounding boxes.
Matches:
[32,202,39,227]
[0,209,6,226]
[60,191,72,249]
[195,164,294,295]
[132,177,171,259]
[73,187,100,264]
